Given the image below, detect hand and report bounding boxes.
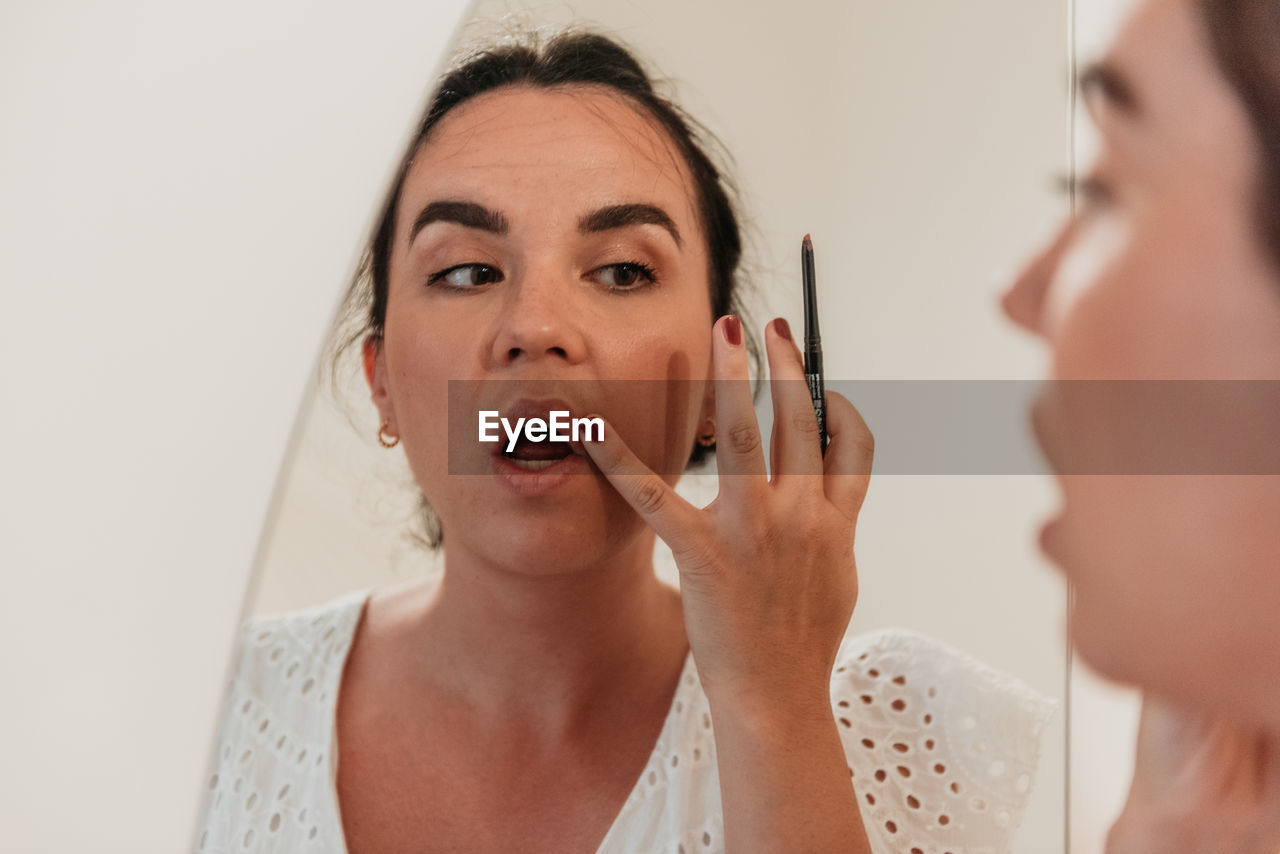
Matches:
[581,315,874,710]
[1107,695,1280,854]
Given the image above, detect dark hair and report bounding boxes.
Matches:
[326,29,759,549]
[1200,0,1280,268]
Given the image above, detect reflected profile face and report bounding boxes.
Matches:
[363,85,715,573]
[1002,0,1280,719]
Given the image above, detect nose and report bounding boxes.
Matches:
[489,265,588,367]
[1001,221,1072,337]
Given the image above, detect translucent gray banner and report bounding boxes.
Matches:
[445,380,1280,475]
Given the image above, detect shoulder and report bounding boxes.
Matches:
[831,628,1057,853]
[231,587,372,696]
[195,587,373,852]
[832,628,1057,734]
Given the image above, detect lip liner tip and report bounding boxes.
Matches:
[802,233,812,244]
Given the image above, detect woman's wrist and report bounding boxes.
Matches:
[702,665,835,723]
[707,676,873,854]
[703,676,838,746]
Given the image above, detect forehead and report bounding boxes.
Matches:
[1095,0,1242,139]
[399,85,700,233]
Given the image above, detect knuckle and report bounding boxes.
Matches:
[726,422,762,456]
[790,407,821,435]
[676,543,722,579]
[632,478,667,516]
[791,515,823,544]
[786,503,839,546]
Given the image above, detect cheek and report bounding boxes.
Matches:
[1060,475,1189,685]
[602,323,713,475]
[385,319,460,482]
[1044,215,1130,344]
[1066,474,1280,694]
[1048,212,1210,380]
[1052,194,1280,381]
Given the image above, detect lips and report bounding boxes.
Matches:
[1029,389,1069,568]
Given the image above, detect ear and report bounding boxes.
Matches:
[702,380,715,418]
[698,370,716,429]
[362,334,395,432]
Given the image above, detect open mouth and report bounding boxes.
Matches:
[486,396,593,473]
[500,436,578,471]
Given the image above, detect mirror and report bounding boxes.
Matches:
[199,0,1069,850]
[1064,1,1141,853]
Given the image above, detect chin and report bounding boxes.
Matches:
[469,513,641,576]
[1069,618,1128,685]
[1069,596,1171,698]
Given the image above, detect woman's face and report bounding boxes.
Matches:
[1002,0,1280,720]
[364,85,715,575]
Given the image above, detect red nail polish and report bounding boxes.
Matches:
[723,315,742,346]
[774,317,792,342]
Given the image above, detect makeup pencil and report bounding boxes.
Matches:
[802,233,829,454]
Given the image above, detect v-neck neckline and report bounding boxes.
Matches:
[319,586,698,854]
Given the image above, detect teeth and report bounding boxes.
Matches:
[506,458,560,471]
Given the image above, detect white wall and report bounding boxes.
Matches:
[249,0,1071,850]
[0,2,471,851]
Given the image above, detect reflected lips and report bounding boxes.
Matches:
[1038,514,1063,563]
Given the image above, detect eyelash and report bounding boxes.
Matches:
[426,263,502,290]
[424,261,660,292]
[594,261,660,291]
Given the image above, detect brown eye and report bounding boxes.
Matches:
[592,262,658,291]
[428,264,504,288]
[1054,172,1113,213]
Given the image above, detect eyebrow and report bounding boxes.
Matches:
[1077,61,1140,117]
[407,200,683,249]
[578,203,683,249]
[408,200,509,245]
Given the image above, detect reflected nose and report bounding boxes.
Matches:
[1001,222,1071,337]
[490,269,588,367]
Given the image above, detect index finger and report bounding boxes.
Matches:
[580,414,703,554]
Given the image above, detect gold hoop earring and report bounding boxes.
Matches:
[377,420,400,448]
[696,417,716,448]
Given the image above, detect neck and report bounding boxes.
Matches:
[406,529,689,734]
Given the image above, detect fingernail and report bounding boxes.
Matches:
[773,317,792,342]
[723,315,742,346]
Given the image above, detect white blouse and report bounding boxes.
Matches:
[195,587,1056,854]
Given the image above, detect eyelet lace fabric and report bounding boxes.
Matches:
[194,588,1056,854]
[196,589,365,854]
[832,630,1057,854]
